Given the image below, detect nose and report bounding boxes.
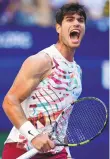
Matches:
[73,19,80,27]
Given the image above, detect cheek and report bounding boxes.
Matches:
[81,26,85,37]
[62,24,69,34]
[62,29,69,39]
[83,25,86,33]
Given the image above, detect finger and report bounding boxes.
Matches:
[48,139,55,149]
[41,139,55,152]
[40,143,51,153]
[44,133,55,149]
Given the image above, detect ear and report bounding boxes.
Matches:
[56,23,61,34]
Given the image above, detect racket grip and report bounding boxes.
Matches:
[16,148,38,159]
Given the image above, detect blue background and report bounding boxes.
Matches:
[0,25,109,159]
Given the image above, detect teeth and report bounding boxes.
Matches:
[71,30,80,34]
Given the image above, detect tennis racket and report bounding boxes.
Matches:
[17,97,108,159]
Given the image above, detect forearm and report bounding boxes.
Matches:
[2,94,27,129]
[3,93,40,142]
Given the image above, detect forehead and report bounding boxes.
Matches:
[64,13,84,19]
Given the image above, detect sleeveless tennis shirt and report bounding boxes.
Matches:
[5,44,82,153]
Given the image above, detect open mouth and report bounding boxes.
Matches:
[69,30,80,40]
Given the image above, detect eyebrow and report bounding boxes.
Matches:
[65,15,84,19]
[65,16,74,19]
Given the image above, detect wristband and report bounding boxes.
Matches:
[19,121,40,142]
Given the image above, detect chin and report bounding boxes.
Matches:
[70,43,80,48]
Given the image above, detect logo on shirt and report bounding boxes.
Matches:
[28,130,34,136]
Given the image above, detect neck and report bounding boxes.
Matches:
[55,42,75,62]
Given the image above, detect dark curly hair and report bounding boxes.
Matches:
[56,3,87,25]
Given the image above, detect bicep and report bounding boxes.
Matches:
[8,53,52,102]
[8,65,39,103]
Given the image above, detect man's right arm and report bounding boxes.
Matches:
[2,53,55,152]
[2,53,52,128]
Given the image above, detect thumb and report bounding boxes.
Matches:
[49,139,55,149]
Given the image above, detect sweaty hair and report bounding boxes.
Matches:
[56,3,87,25]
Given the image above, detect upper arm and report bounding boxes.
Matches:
[6,52,52,103]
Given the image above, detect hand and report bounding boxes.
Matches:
[31,133,55,153]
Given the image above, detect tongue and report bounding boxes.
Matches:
[70,36,79,43]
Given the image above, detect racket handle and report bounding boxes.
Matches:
[16,148,38,159]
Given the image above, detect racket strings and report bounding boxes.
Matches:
[53,106,72,143]
[49,98,107,145]
[65,99,107,144]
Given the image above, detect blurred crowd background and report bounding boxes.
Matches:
[0,0,109,30]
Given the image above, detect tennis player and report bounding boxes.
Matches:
[2,3,86,159]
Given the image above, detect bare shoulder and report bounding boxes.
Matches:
[31,52,52,69]
[22,52,52,78]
